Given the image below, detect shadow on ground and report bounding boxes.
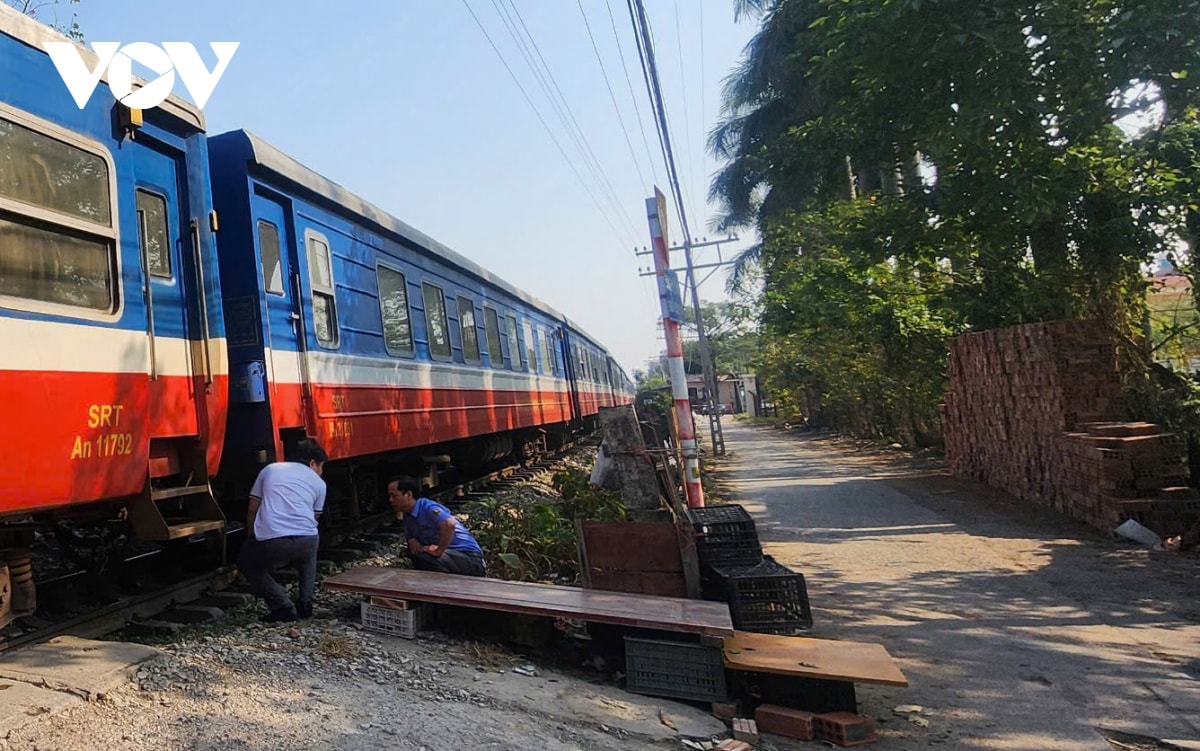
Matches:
[717,422,1200,751]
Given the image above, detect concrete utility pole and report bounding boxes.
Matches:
[646,188,704,507]
[682,241,724,458]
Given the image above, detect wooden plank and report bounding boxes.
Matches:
[322,565,734,636]
[581,522,682,570]
[722,630,909,687]
[579,522,689,598]
[587,571,688,598]
[675,515,702,600]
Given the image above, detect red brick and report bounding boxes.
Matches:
[755,704,815,740]
[715,741,751,751]
[711,700,741,722]
[814,712,877,747]
[732,717,759,744]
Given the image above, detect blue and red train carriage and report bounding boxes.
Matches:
[0,5,634,626]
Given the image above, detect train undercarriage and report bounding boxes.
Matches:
[0,415,598,634]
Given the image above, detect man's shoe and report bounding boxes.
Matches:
[261,606,297,623]
[295,601,313,620]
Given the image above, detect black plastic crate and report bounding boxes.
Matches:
[685,504,763,567]
[623,636,728,703]
[709,556,813,635]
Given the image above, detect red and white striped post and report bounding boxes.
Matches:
[646,189,704,508]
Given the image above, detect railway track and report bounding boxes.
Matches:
[0,443,591,655]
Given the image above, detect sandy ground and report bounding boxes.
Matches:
[7,425,1199,751]
[716,420,1200,750]
[1,556,730,751]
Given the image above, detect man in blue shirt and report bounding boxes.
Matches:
[237,438,328,622]
[387,476,486,577]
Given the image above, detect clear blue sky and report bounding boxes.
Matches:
[63,0,759,375]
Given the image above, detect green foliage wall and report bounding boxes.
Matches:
[711,0,1200,446]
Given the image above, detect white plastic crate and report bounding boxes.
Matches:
[360,601,431,639]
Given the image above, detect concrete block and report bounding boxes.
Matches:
[731,717,759,744]
[814,711,877,747]
[0,635,162,701]
[711,700,740,722]
[755,704,815,740]
[0,679,78,737]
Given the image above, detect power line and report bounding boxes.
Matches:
[488,0,636,241]
[577,0,649,191]
[460,0,627,244]
[672,0,701,227]
[628,0,690,244]
[604,0,660,186]
[496,0,641,240]
[700,2,708,223]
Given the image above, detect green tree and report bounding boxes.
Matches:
[711,0,1200,445]
[681,300,761,376]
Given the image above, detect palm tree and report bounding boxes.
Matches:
[709,0,843,293]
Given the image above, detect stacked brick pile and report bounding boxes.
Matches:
[942,319,1199,537]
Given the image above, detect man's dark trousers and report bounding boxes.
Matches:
[411,549,486,577]
[238,534,320,614]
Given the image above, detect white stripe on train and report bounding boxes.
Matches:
[0,318,228,377]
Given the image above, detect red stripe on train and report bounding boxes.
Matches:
[0,370,227,514]
[267,383,571,460]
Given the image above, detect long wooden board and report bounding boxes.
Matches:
[723,630,909,687]
[322,566,734,636]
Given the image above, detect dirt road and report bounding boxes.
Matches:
[720,420,1200,750]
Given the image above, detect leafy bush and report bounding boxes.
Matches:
[461,469,627,584]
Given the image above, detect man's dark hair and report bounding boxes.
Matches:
[388,475,422,496]
[287,438,328,466]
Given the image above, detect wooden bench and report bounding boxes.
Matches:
[322,565,735,637]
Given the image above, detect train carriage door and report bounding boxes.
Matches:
[250,191,307,433]
[133,142,202,439]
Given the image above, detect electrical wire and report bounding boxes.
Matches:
[604,0,660,187]
[627,0,693,247]
[497,0,641,239]
[460,0,628,244]
[672,0,701,228]
[577,0,649,191]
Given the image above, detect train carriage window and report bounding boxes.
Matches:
[306,231,339,348]
[136,190,171,278]
[523,320,537,373]
[0,111,116,315]
[0,218,112,310]
[258,220,283,295]
[377,265,413,354]
[422,282,451,358]
[505,313,521,370]
[541,327,556,376]
[483,307,503,368]
[0,116,111,225]
[458,295,480,363]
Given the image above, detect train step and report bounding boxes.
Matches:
[151,485,212,502]
[163,520,226,539]
[129,475,227,549]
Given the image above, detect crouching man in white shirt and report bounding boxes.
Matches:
[237,438,328,622]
